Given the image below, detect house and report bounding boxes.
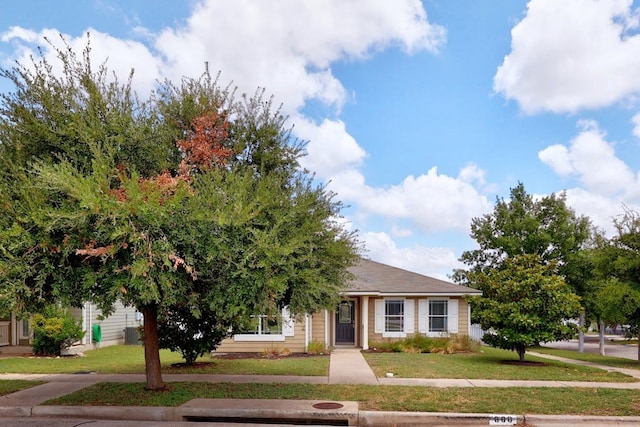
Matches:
[0,301,142,352]
[0,258,481,354]
[215,258,482,353]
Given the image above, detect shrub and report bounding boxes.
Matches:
[261,347,291,358]
[32,305,85,356]
[157,304,231,365]
[306,341,329,355]
[370,334,478,354]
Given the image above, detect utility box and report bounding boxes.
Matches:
[124,326,141,345]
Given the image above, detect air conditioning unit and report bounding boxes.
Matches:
[124,327,141,345]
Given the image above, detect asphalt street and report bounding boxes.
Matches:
[0,418,312,427]
[544,336,639,360]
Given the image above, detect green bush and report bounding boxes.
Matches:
[32,305,85,356]
[306,341,330,355]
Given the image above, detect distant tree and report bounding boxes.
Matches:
[0,37,359,389]
[605,208,640,361]
[468,255,582,361]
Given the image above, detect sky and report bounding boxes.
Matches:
[1,0,640,280]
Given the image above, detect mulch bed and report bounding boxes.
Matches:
[211,352,324,360]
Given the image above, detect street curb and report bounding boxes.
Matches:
[3,404,640,426]
[32,405,178,421]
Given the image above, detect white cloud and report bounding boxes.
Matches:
[495,0,640,114]
[538,120,637,197]
[362,231,461,280]
[633,112,640,137]
[539,119,640,235]
[1,26,39,43]
[154,0,445,114]
[294,117,366,178]
[330,165,492,234]
[563,188,640,236]
[1,28,164,97]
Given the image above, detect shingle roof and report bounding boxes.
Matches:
[345,258,482,296]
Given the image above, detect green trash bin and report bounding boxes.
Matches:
[92,324,102,345]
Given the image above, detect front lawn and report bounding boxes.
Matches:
[45,382,640,416]
[0,345,328,376]
[363,346,637,382]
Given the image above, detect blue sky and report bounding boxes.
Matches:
[2,0,640,279]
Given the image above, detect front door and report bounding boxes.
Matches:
[335,300,355,344]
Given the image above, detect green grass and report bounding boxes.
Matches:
[0,345,328,376]
[45,382,640,416]
[363,346,637,382]
[0,380,44,396]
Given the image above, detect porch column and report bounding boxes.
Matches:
[304,314,310,351]
[324,309,329,348]
[361,296,369,350]
[10,312,17,346]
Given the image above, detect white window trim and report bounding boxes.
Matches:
[418,298,459,337]
[233,307,294,342]
[375,298,414,338]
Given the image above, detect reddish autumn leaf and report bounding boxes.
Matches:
[177,111,233,171]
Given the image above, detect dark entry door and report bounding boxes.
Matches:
[335,300,355,344]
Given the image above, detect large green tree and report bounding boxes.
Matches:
[454,183,592,350]
[455,183,591,283]
[468,254,582,361]
[0,38,359,389]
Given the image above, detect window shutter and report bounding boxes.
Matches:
[374,299,384,333]
[448,299,458,333]
[405,299,415,333]
[282,307,295,337]
[418,299,427,333]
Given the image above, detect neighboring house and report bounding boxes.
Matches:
[0,301,142,351]
[215,258,482,353]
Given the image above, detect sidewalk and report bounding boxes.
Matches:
[528,350,640,379]
[1,348,640,425]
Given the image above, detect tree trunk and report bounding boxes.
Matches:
[598,319,605,356]
[516,345,526,362]
[637,334,640,363]
[141,304,165,390]
[578,310,585,353]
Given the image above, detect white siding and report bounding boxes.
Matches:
[70,301,141,348]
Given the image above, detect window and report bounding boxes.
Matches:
[418,298,459,337]
[242,314,282,335]
[233,307,294,342]
[429,300,448,332]
[385,300,404,332]
[375,298,414,338]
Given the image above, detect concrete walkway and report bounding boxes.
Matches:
[329,348,378,385]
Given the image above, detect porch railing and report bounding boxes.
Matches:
[0,321,10,346]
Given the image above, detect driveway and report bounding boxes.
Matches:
[543,336,639,361]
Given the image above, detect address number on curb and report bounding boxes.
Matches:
[489,414,517,425]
